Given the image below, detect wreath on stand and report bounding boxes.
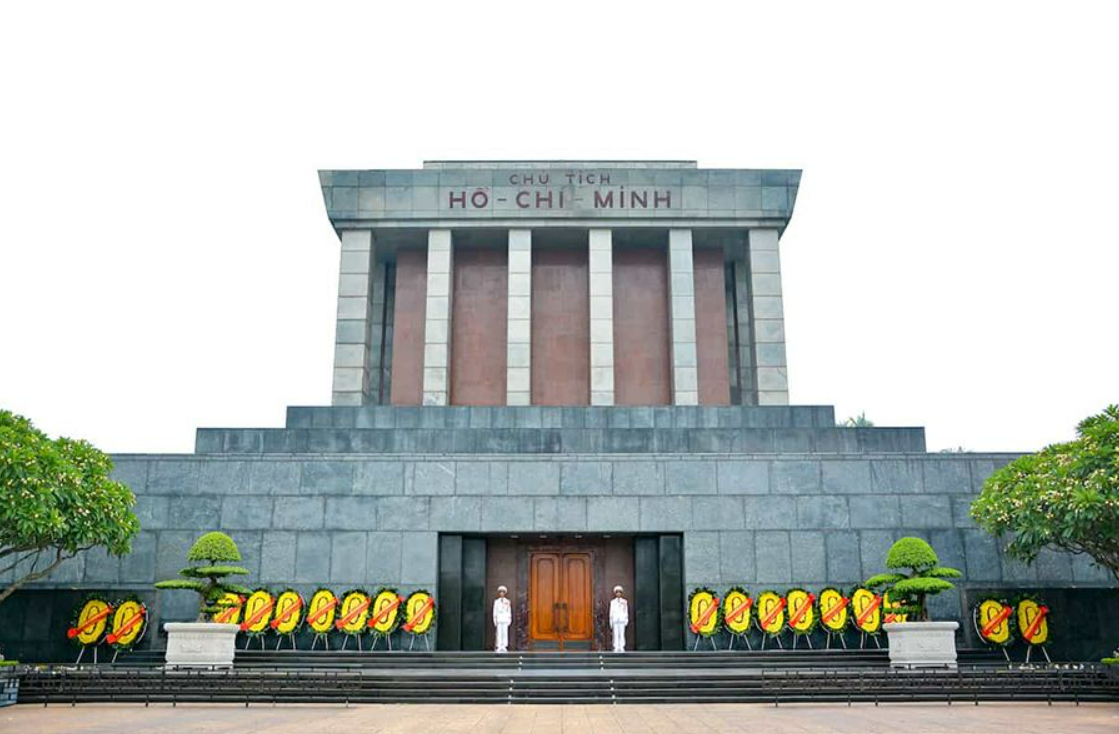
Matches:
[335,588,372,640]
[850,586,882,636]
[722,587,753,636]
[755,590,786,638]
[974,597,1015,647]
[68,594,113,649]
[240,588,275,638]
[1014,593,1051,647]
[305,587,339,637]
[401,590,437,637]
[688,587,721,638]
[785,587,818,637]
[817,586,850,635]
[367,587,404,646]
[106,595,148,651]
[270,588,305,638]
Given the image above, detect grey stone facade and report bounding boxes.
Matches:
[7,405,1113,659]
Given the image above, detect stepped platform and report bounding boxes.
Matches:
[195,405,928,455]
[17,650,1119,705]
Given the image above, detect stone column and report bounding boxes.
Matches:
[748,228,789,405]
[506,229,532,406]
[668,229,699,405]
[422,229,454,406]
[588,229,614,406]
[332,229,376,406]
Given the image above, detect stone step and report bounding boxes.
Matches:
[285,405,838,431]
[196,426,926,455]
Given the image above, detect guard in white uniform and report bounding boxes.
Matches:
[609,585,629,652]
[493,585,512,653]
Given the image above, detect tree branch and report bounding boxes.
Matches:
[0,548,72,606]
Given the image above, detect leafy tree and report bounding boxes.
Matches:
[0,410,140,606]
[840,412,874,428]
[971,405,1119,586]
[866,537,962,621]
[155,532,251,621]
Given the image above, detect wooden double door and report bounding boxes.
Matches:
[529,552,592,649]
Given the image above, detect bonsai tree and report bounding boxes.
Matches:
[155,532,251,621]
[866,537,962,621]
[1,410,140,606]
[971,405,1119,587]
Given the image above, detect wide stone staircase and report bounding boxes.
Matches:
[17,649,1119,705]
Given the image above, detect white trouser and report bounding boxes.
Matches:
[612,623,626,652]
[495,623,509,652]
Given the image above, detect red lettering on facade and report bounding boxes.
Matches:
[471,189,489,208]
[448,191,467,209]
[654,190,672,208]
[594,190,614,208]
[516,190,531,208]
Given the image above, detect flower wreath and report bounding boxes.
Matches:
[1013,593,1051,647]
[68,594,113,648]
[240,588,275,637]
[973,597,1015,647]
[402,590,437,636]
[106,594,148,650]
[688,587,721,637]
[849,586,883,635]
[755,589,786,637]
[269,588,305,636]
[305,587,339,635]
[784,587,818,636]
[336,588,372,636]
[722,586,752,635]
[817,586,850,634]
[368,586,404,637]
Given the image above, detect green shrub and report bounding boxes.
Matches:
[866,537,961,621]
[155,532,250,621]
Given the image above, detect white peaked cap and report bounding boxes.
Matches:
[613,585,624,593]
[497,585,508,592]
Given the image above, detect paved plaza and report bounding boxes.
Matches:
[3,703,1118,734]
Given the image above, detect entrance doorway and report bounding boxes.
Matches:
[529,552,592,650]
[438,533,682,652]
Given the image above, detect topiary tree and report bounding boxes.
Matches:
[154,532,251,622]
[865,537,962,622]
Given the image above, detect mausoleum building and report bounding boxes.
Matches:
[4,160,1115,660]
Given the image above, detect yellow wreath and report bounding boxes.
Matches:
[306,588,338,634]
[403,591,436,635]
[850,587,882,634]
[270,590,304,636]
[818,587,849,633]
[336,589,372,635]
[240,589,275,636]
[69,597,112,647]
[1016,598,1050,646]
[756,590,785,636]
[722,588,752,635]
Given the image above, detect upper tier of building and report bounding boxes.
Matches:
[319,161,801,230]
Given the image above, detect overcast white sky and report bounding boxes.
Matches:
[1,3,1116,455]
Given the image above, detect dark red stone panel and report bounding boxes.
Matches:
[531,247,590,405]
[450,246,508,405]
[613,246,671,405]
[390,248,427,406]
[694,247,732,405]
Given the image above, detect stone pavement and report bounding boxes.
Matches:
[3,703,1118,734]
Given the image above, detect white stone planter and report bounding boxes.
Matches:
[164,622,239,668]
[883,621,959,669]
